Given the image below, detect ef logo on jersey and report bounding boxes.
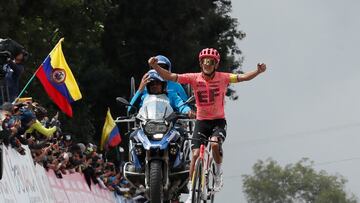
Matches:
[197,88,220,104]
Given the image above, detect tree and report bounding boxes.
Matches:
[242,158,357,203]
[102,0,245,102]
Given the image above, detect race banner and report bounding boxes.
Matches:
[0,145,118,203]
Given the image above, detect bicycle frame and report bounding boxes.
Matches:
[192,140,215,202]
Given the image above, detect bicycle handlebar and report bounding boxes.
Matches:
[185,132,221,144]
[177,118,196,123]
[186,137,221,143]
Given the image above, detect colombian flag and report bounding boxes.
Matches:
[100,108,122,151]
[35,38,82,117]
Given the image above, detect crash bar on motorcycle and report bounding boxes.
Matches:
[115,117,136,123]
[177,118,196,123]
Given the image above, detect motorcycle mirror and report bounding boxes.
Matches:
[116,97,131,106]
[117,97,138,113]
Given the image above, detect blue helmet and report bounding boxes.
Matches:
[155,55,172,72]
[146,70,167,94]
[147,70,164,82]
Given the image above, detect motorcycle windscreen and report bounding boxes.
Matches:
[138,94,174,120]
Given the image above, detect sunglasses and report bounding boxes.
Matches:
[202,58,217,66]
[149,80,162,85]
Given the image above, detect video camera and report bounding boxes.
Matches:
[0,38,28,66]
[0,38,28,79]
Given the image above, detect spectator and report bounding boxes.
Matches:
[0,102,25,155]
[4,53,25,102]
[5,101,57,139]
[59,134,74,151]
[0,38,28,103]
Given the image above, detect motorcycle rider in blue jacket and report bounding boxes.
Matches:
[128,69,195,118]
[128,55,195,118]
[128,55,190,112]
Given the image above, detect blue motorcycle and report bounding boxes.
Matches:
[116,94,194,203]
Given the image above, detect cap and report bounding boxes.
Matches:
[64,134,72,141]
[77,143,86,152]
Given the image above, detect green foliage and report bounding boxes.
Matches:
[102,0,244,99]
[243,158,357,203]
[1,0,110,143]
[1,0,244,148]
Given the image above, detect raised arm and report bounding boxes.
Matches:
[128,73,149,112]
[235,63,267,82]
[148,57,178,82]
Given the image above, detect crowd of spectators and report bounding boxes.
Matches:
[0,99,144,200]
[0,38,148,202]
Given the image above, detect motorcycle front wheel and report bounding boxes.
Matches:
[150,160,163,203]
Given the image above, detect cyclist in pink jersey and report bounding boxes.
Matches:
[148,48,266,201]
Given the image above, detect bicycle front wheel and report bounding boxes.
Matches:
[192,159,203,203]
[208,162,216,203]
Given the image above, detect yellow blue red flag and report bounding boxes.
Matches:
[35,38,82,117]
[100,108,121,151]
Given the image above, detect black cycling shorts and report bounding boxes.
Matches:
[191,119,227,149]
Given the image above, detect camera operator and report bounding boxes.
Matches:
[0,38,28,104]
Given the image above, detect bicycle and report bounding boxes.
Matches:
[189,133,220,203]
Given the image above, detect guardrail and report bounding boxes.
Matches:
[0,144,130,203]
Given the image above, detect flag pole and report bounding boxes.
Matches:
[13,68,40,103]
[13,38,65,103]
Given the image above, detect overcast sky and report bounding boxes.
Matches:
[216,0,360,202]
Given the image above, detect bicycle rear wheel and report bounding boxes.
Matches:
[191,159,203,203]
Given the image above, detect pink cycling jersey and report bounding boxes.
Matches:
[177,72,233,120]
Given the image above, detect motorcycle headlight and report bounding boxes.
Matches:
[144,121,168,135]
[153,133,164,140]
